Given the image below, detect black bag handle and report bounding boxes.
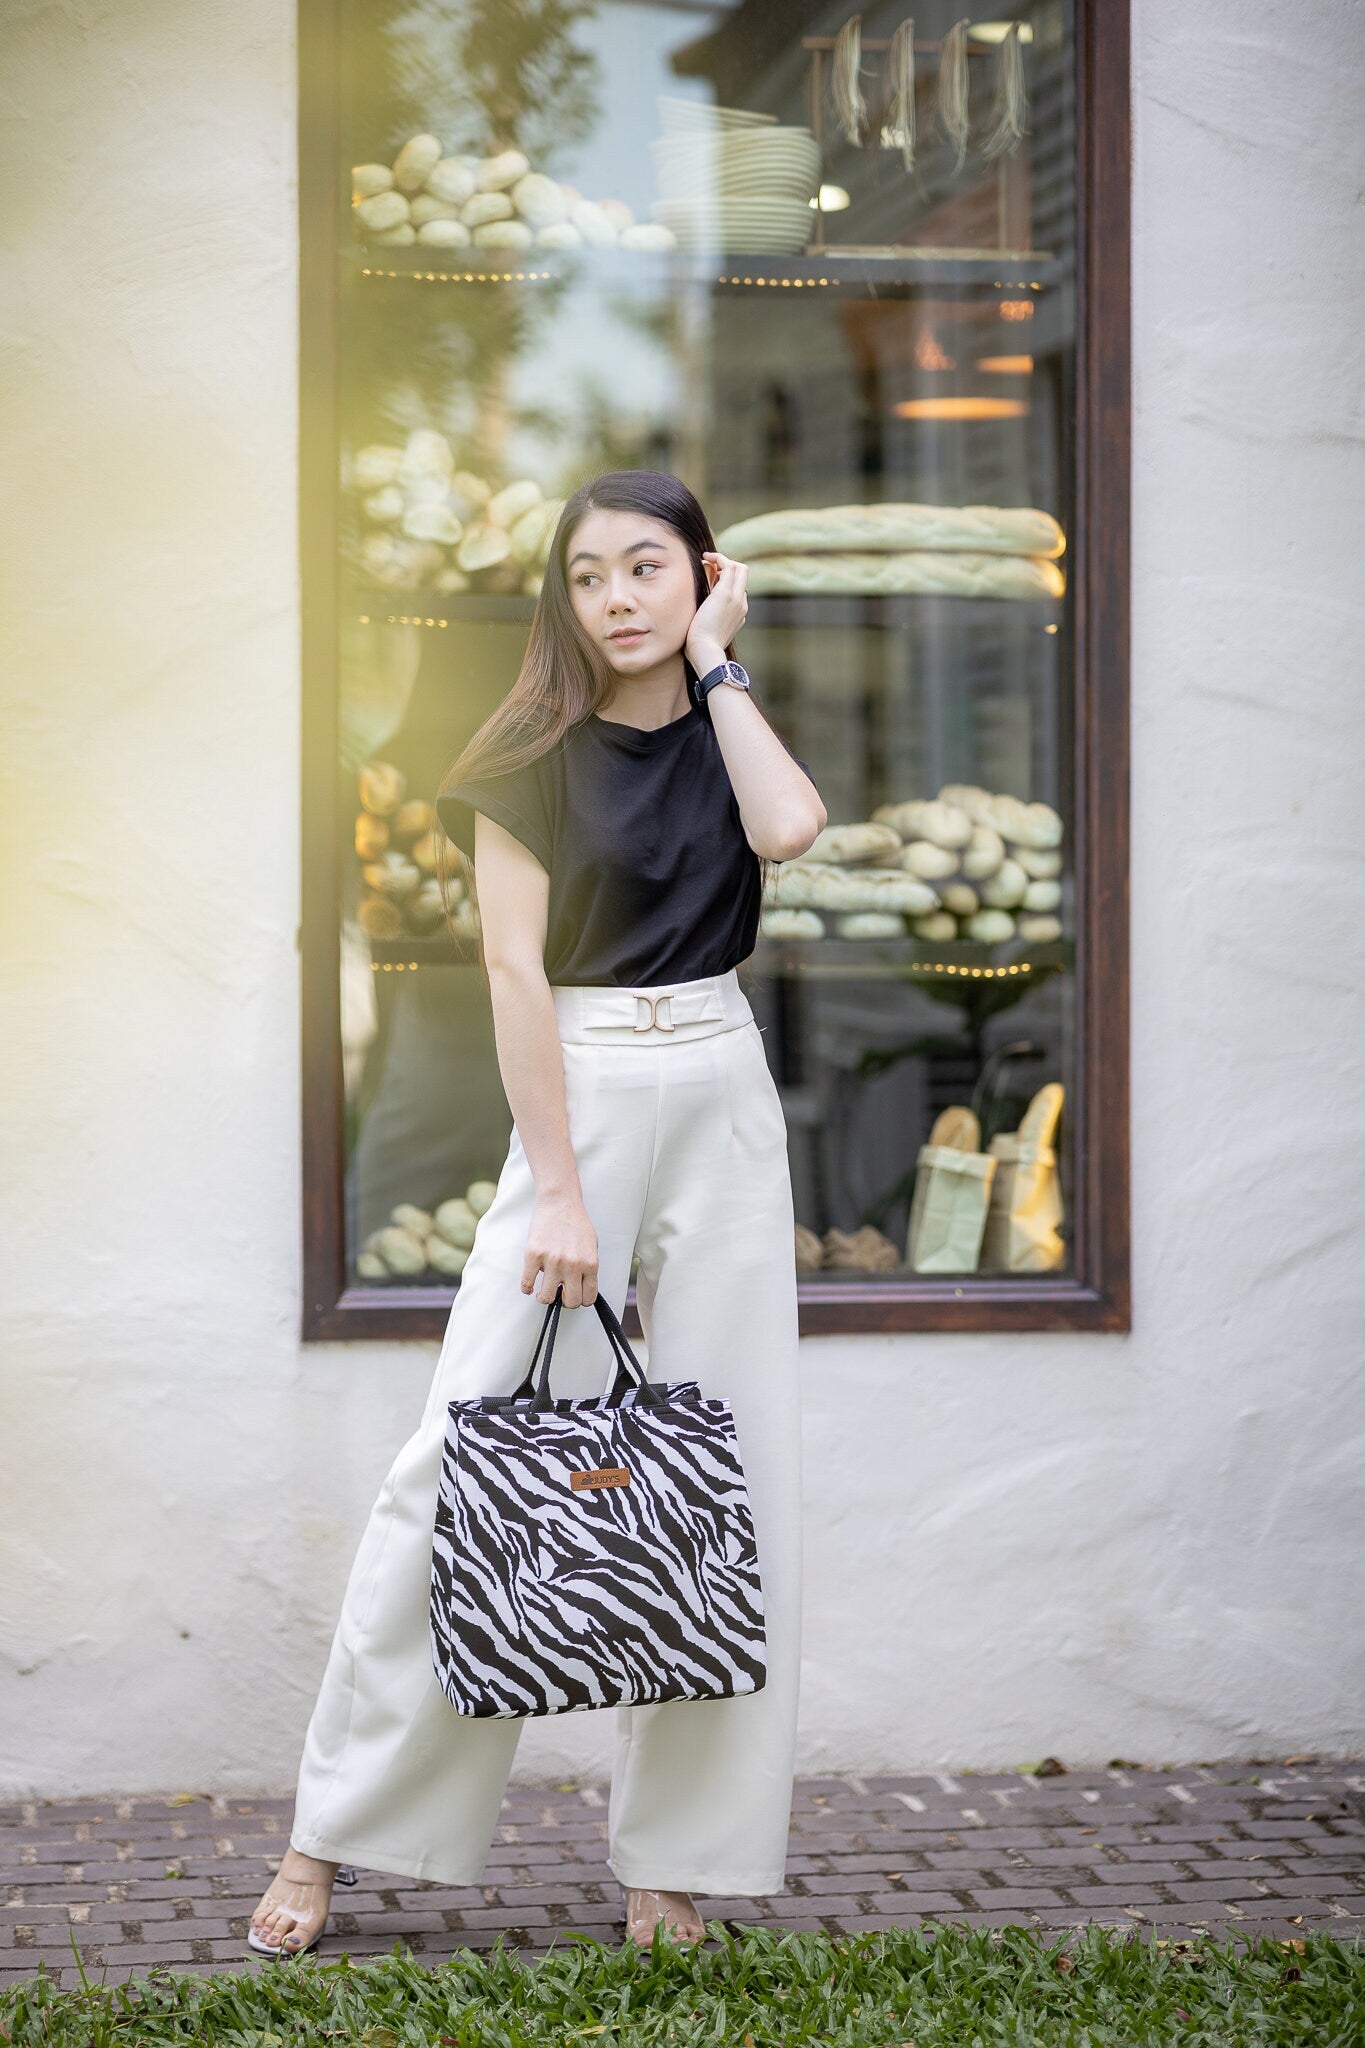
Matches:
[514,1285,662,1411]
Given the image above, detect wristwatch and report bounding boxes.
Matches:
[695,659,751,700]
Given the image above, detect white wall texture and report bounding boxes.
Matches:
[2,0,1362,1801]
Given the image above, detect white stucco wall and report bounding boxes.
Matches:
[2,0,1362,1800]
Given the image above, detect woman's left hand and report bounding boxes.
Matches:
[686,550,749,666]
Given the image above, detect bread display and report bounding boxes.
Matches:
[711,501,1065,600]
[354,759,478,944]
[347,429,564,596]
[715,502,1065,559]
[898,1086,1066,1274]
[351,135,676,255]
[820,1225,901,1272]
[741,551,1065,600]
[979,1083,1066,1273]
[355,1179,499,1282]
[761,783,1065,946]
[905,1105,998,1273]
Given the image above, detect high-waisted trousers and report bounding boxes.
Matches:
[289,967,803,1894]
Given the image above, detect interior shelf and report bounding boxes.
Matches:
[345,243,1061,296]
[364,935,1071,980]
[351,587,1066,629]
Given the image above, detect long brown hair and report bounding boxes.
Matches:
[435,469,767,969]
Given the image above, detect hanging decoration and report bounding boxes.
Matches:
[830,14,870,148]
[883,17,917,172]
[936,16,972,174]
[981,19,1030,159]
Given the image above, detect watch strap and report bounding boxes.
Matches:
[696,660,750,699]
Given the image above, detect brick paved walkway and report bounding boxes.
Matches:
[3,1759,1362,1987]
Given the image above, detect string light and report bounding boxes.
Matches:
[360,264,1047,293]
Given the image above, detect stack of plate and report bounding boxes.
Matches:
[650,97,819,253]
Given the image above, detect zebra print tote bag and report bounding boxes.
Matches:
[429,1285,768,1718]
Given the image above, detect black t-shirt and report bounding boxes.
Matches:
[437,701,814,987]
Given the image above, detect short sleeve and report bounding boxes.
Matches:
[437,761,553,874]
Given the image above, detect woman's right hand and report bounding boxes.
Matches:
[522,1187,599,1307]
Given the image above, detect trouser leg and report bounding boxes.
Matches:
[604,1016,804,1896]
[289,1048,649,1887]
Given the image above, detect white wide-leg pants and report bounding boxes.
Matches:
[289,967,803,1895]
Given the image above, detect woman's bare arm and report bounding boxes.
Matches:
[702,678,827,859]
[686,553,827,859]
[473,810,599,1308]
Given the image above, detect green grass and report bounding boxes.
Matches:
[2,1921,1362,2047]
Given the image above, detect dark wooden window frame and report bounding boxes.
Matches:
[299,0,1131,1342]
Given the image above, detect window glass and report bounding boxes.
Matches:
[334,1,1078,1295]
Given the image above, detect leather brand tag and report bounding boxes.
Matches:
[570,1466,631,1491]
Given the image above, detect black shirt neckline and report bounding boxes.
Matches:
[588,702,700,752]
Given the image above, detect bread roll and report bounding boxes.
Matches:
[399,429,453,481]
[433,1198,479,1249]
[802,821,902,864]
[795,1223,824,1271]
[353,444,404,490]
[900,839,960,880]
[511,172,568,226]
[355,190,410,233]
[425,1235,469,1278]
[961,826,1005,879]
[1022,878,1061,912]
[979,858,1028,909]
[355,813,388,860]
[417,218,472,248]
[352,164,394,198]
[1017,845,1063,879]
[372,1224,427,1275]
[476,149,531,190]
[462,190,514,227]
[363,485,404,523]
[456,522,512,570]
[836,911,904,938]
[487,479,543,527]
[392,800,434,840]
[426,157,477,204]
[359,762,405,815]
[872,799,973,849]
[449,473,491,519]
[771,861,938,916]
[392,134,442,193]
[760,908,825,940]
[402,503,463,545]
[410,194,461,226]
[391,1203,433,1237]
[965,908,1015,943]
[473,219,533,249]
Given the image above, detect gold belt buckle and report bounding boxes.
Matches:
[633,993,675,1033]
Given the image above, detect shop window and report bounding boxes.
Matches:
[300,0,1130,1338]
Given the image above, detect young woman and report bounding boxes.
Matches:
[249,469,826,1959]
